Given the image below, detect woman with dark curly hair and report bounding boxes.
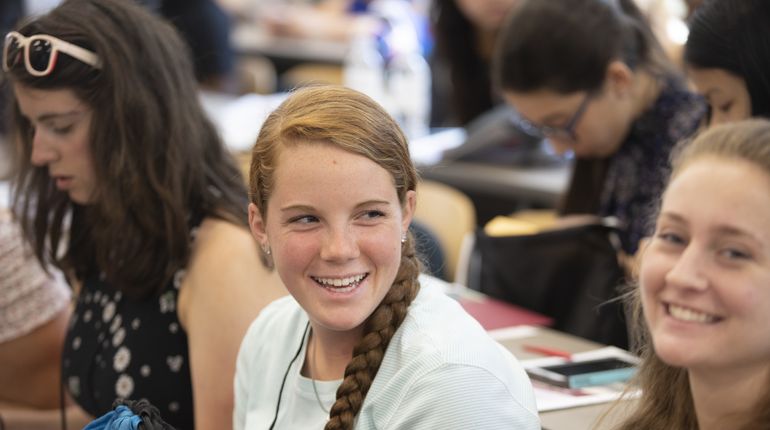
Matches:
[3,0,285,428]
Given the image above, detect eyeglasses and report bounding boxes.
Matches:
[3,31,102,77]
[510,92,594,141]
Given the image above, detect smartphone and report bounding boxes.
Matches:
[525,357,637,389]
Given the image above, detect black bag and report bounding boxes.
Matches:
[466,219,629,348]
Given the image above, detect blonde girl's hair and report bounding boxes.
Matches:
[249,85,422,430]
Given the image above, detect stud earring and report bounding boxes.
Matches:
[263,244,271,255]
[401,233,407,244]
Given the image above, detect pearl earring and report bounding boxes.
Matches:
[401,233,407,244]
[263,244,271,255]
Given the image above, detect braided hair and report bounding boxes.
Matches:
[249,85,422,429]
[325,233,420,429]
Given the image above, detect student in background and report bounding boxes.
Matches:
[430,0,519,127]
[0,210,93,428]
[0,209,70,407]
[3,0,285,428]
[495,0,705,256]
[139,0,238,93]
[684,0,770,126]
[236,85,539,430]
[612,119,770,430]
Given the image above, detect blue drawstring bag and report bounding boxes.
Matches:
[84,405,141,430]
[83,399,177,430]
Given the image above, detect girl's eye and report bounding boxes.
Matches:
[289,215,318,225]
[362,210,385,220]
[657,232,685,246]
[718,248,751,261]
[52,125,73,134]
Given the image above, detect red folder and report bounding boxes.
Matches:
[459,294,553,331]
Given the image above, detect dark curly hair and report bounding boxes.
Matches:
[6,0,248,298]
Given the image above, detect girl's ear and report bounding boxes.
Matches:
[248,203,268,247]
[606,60,634,97]
[401,190,417,234]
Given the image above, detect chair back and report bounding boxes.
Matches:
[414,180,476,282]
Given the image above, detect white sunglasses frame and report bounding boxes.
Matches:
[3,31,102,77]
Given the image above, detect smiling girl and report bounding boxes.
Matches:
[236,85,540,430]
[613,119,770,429]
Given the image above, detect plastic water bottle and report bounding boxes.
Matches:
[388,49,431,139]
[343,32,388,108]
[370,0,431,138]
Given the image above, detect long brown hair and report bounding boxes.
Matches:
[249,85,421,430]
[609,119,770,430]
[431,0,495,125]
[6,0,247,298]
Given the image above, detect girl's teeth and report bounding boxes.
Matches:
[313,274,366,291]
[668,304,717,323]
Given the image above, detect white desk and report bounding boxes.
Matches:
[493,326,633,430]
[407,128,571,209]
[232,24,348,64]
[419,161,571,209]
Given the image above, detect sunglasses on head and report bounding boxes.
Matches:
[3,31,102,77]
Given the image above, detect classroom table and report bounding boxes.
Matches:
[493,325,634,430]
[420,161,571,211]
[232,23,348,65]
[407,127,573,224]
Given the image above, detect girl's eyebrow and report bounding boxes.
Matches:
[35,110,85,122]
[279,200,391,213]
[660,211,763,246]
[710,225,762,247]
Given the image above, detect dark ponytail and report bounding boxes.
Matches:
[495,0,671,94]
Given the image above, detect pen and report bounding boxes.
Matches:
[522,344,573,360]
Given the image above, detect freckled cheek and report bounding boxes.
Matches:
[272,237,319,272]
[358,236,403,271]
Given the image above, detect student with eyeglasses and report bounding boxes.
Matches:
[2,0,286,429]
[684,0,770,127]
[495,0,706,257]
[235,85,540,430]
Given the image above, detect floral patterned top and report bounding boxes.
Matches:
[62,224,200,430]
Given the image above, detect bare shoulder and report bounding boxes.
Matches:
[193,217,257,256]
[177,217,286,327]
